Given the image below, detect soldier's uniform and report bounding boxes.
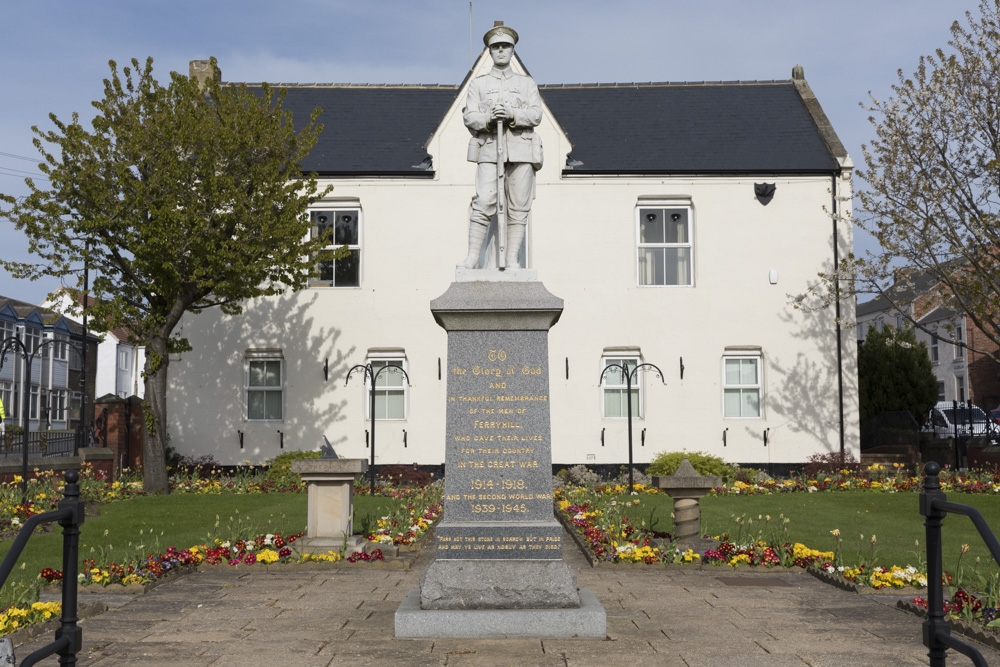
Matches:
[461,24,542,268]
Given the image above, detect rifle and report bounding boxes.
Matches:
[496,116,507,269]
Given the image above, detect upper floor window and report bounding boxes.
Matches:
[366,352,407,420]
[54,334,69,361]
[637,205,692,286]
[0,320,13,343]
[23,327,41,355]
[954,326,964,360]
[245,351,283,421]
[601,354,642,418]
[723,353,762,419]
[931,334,939,363]
[310,208,360,287]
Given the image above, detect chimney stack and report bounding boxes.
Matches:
[189,60,220,89]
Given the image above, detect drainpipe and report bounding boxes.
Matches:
[832,172,845,456]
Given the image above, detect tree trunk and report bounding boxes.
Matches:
[142,334,171,494]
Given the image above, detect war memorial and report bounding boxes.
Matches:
[395,22,605,638]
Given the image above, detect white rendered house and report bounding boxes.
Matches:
[167,53,859,468]
[46,289,146,400]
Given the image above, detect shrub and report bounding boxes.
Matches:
[265,450,321,486]
[611,466,649,487]
[646,450,733,481]
[563,464,600,487]
[801,450,862,477]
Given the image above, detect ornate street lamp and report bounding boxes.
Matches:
[599,360,665,494]
[345,362,410,494]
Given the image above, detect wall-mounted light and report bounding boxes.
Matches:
[670,213,682,222]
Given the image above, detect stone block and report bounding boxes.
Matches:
[419,559,580,609]
[395,588,606,638]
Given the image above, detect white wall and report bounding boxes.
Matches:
[167,55,858,466]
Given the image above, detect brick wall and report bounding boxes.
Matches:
[94,395,145,474]
[966,316,1000,410]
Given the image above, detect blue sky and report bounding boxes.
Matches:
[0,0,973,304]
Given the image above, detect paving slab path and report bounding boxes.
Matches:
[16,532,1000,666]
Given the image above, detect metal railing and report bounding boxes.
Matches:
[0,469,84,665]
[1,431,79,459]
[920,461,1000,666]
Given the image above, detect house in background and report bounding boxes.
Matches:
[0,296,99,432]
[167,53,858,468]
[856,273,1000,410]
[46,289,146,400]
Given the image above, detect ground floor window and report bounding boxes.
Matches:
[723,353,762,418]
[245,351,283,421]
[366,352,407,420]
[601,354,641,418]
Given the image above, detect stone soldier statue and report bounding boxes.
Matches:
[461,22,543,269]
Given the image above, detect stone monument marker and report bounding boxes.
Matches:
[395,22,605,639]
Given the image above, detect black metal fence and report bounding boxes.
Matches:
[0,430,81,459]
[920,461,1000,666]
[860,410,921,451]
[0,469,84,665]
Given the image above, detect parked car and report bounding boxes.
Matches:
[923,402,1000,441]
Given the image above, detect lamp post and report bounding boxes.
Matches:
[0,334,84,502]
[599,360,665,494]
[345,362,410,495]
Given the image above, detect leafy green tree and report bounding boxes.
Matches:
[828,1,1000,358]
[1,58,332,493]
[858,326,937,421]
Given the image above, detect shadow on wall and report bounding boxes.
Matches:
[757,292,859,458]
[169,290,355,463]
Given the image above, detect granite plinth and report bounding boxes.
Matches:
[420,558,580,609]
[396,588,606,638]
[430,280,563,331]
[416,279,605,629]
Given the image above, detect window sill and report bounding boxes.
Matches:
[636,284,694,289]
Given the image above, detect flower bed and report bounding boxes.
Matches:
[554,481,936,589]
[714,465,1000,496]
[555,485,672,564]
[0,602,61,636]
[364,483,443,547]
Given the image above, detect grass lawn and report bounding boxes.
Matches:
[0,493,395,608]
[596,490,1000,579]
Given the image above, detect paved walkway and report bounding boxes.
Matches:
[17,534,1000,666]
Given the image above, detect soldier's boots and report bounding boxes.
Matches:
[506,223,525,269]
[462,221,489,268]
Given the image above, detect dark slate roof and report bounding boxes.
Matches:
[0,295,96,340]
[248,78,841,176]
[261,85,459,176]
[855,265,951,317]
[541,82,839,174]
